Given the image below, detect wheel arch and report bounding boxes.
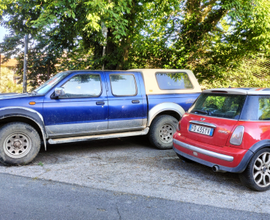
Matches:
[249,140,270,154]
[238,140,270,173]
[147,102,185,126]
[0,107,47,150]
[239,145,270,191]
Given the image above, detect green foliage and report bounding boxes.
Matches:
[0,0,270,90]
[0,67,23,93]
[130,0,270,83]
[201,56,270,89]
[0,0,151,88]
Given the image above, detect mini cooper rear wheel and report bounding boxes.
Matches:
[148,115,178,149]
[0,122,41,166]
[239,148,270,191]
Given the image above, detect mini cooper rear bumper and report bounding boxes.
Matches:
[173,139,254,173]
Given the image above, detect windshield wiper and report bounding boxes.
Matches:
[193,109,209,115]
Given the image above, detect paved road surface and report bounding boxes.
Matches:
[0,173,268,220]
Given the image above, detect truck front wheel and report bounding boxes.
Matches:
[148,115,178,149]
[0,122,41,165]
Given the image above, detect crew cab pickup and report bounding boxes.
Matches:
[0,69,201,165]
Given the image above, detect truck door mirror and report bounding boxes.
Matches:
[54,87,65,98]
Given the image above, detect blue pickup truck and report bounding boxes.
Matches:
[0,69,201,165]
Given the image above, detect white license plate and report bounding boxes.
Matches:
[189,124,213,136]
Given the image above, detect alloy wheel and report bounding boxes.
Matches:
[253,152,270,188]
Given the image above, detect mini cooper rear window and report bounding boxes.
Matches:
[189,93,246,119]
[155,72,193,90]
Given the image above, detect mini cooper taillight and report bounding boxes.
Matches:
[230,126,244,146]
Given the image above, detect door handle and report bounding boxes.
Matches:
[132,100,140,104]
[96,101,105,105]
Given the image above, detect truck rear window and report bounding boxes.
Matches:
[155,72,193,90]
[110,74,137,96]
[189,93,246,119]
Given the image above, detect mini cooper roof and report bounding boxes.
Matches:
[203,88,270,95]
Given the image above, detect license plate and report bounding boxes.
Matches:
[189,124,213,136]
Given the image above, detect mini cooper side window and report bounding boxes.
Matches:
[155,72,193,90]
[60,74,101,98]
[258,97,270,120]
[110,74,137,96]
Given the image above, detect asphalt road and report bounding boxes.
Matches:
[0,173,269,220]
[0,136,270,219]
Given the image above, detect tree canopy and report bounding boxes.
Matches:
[0,0,270,89]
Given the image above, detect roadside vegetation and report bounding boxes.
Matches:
[0,67,22,93]
[0,0,270,91]
[201,56,270,89]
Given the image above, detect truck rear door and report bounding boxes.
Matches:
[105,71,147,132]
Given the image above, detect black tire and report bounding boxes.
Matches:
[148,115,178,149]
[0,122,41,166]
[239,148,270,191]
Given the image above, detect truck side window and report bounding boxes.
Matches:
[60,74,102,98]
[110,74,137,96]
[155,72,193,90]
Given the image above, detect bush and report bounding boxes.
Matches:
[200,57,270,90]
[0,67,23,93]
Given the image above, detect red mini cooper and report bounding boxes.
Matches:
[173,88,270,191]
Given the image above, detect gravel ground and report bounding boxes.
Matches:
[0,136,269,214]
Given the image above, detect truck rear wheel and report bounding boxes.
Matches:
[0,122,41,166]
[148,115,178,149]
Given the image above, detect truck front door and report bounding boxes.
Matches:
[43,72,108,137]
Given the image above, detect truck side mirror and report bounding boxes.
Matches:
[54,87,65,98]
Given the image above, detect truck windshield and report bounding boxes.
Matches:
[189,93,246,119]
[32,71,71,95]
